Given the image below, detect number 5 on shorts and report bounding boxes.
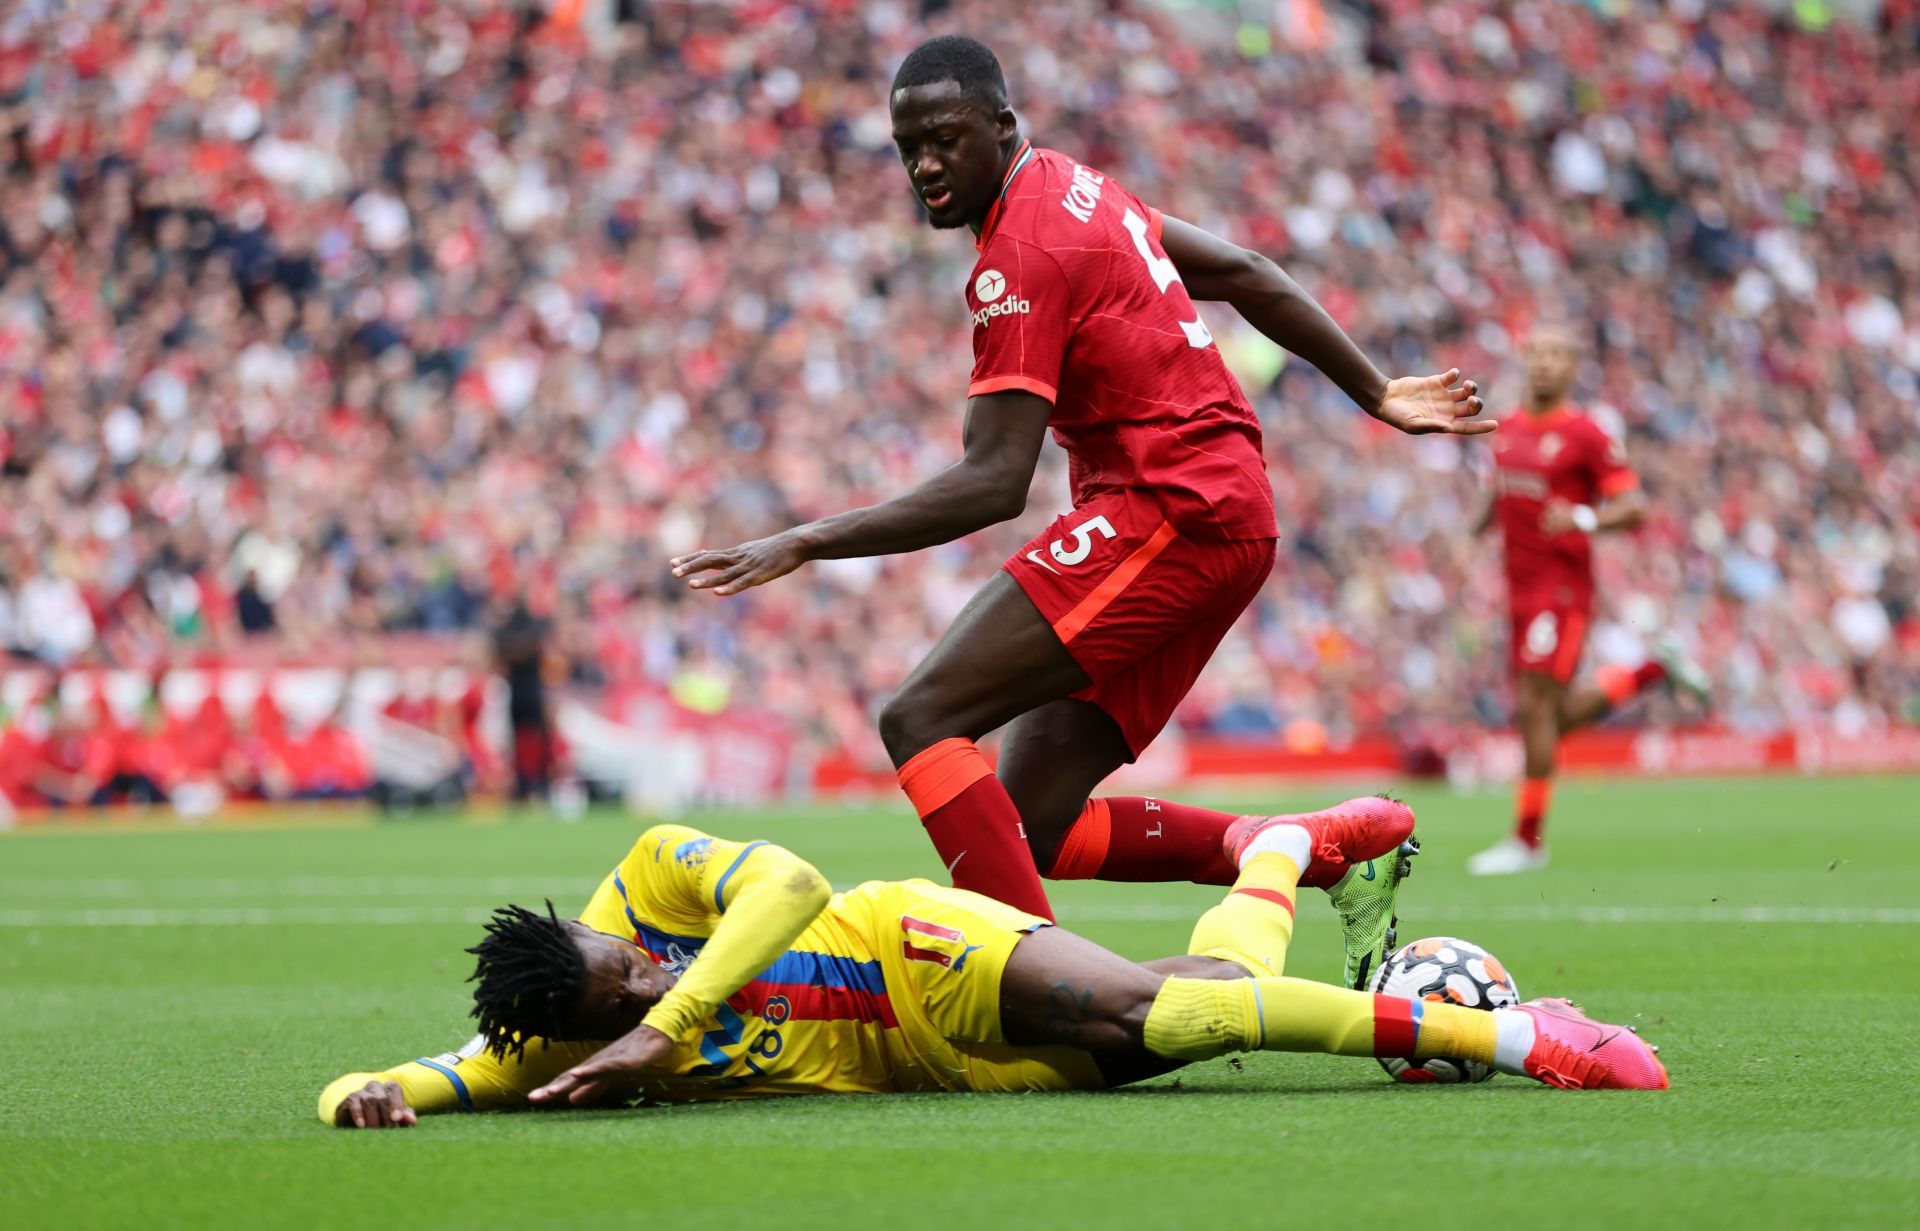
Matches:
[1051,515,1116,566]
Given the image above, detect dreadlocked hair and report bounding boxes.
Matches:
[466,900,587,1061]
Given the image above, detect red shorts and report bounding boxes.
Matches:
[1509,597,1591,684]
[1003,489,1275,757]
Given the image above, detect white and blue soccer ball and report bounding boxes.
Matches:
[1367,936,1520,1084]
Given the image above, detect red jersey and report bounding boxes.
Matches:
[965,145,1276,542]
[1491,406,1638,605]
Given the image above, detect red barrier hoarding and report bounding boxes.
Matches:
[810,725,1920,796]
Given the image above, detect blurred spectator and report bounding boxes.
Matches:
[0,0,1912,779]
[289,697,373,801]
[32,695,168,808]
[495,599,557,800]
[0,702,37,810]
[235,571,277,636]
[160,690,239,815]
[13,564,94,667]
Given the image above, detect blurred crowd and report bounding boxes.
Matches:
[2,0,1917,792]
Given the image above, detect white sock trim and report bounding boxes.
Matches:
[1241,823,1312,872]
[1492,1008,1536,1074]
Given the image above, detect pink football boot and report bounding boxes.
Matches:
[1221,795,1416,889]
[1507,998,1670,1090]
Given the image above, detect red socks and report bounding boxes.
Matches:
[1515,777,1554,849]
[897,738,1054,920]
[1596,661,1668,707]
[896,745,1248,910]
[1047,797,1241,886]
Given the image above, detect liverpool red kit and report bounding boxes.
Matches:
[1490,406,1638,681]
[970,144,1278,753]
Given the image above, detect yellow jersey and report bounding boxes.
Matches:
[319,825,1099,1122]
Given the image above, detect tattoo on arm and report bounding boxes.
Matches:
[1043,981,1096,1046]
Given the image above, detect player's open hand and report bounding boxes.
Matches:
[1373,370,1492,436]
[334,1079,417,1129]
[671,530,811,596]
[529,1023,674,1108]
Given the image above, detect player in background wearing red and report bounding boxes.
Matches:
[1468,327,1710,876]
[673,37,1490,981]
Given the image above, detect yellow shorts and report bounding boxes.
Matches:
[837,879,1103,1093]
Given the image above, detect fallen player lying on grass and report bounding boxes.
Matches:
[320,798,1666,1126]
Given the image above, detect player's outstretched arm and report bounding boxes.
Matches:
[1542,487,1646,536]
[529,841,833,1105]
[1157,214,1491,437]
[671,391,1052,595]
[319,1033,598,1128]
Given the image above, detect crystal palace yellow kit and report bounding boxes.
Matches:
[318,826,1101,1120]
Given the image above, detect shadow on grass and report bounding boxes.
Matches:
[405,1078,1529,1132]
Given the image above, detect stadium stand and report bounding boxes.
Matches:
[1,0,1915,809]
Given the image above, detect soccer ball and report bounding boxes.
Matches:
[1367,936,1520,1084]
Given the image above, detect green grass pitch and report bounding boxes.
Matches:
[4,775,1918,1229]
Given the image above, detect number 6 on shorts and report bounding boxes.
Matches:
[1524,611,1559,658]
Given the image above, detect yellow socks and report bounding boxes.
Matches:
[1142,977,1259,1061]
[1142,976,1500,1065]
[1408,996,1500,1064]
[1187,853,1299,977]
[1154,827,1500,1069]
